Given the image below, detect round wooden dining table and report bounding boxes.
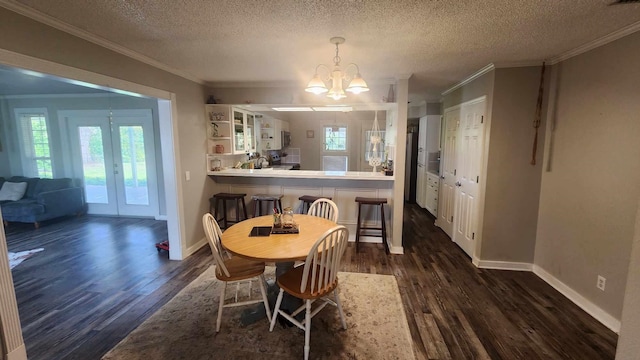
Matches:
[221,214,338,262]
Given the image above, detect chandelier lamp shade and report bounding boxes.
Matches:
[305,37,370,100]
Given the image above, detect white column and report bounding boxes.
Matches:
[391,75,411,253]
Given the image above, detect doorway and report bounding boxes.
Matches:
[63,109,159,217]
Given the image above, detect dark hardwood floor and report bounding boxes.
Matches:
[5,206,617,359]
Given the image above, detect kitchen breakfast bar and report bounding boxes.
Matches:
[208,169,400,253]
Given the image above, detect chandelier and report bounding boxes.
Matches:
[305,37,369,100]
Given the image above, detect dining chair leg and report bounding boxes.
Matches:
[216,282,227,332]
[258,274,272,322]
[304,300,311,360]
[334,287,347,329]
[269,288,284,331]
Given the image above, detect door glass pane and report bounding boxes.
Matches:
[323,156,348,171]
[78,126,108,204]
[233,110,244,151]
[119,126,149,205]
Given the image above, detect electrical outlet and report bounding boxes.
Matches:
[597,275,606,291]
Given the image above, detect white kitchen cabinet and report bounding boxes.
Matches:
[416,164,427,208]
[205,105,257,156]
[425,172,439,216]
[258,116,283,152]
[416,115,442,210]
[205,104,232,155]
[231,107,256,154]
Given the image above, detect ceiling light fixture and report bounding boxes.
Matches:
[305,37,369,100]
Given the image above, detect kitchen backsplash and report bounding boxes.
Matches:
[282,148,300,164]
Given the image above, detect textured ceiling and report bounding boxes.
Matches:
[3,0,640,101]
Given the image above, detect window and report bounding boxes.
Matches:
[323,125,347,151]
[15,108,53,178]
[322,125,348,171]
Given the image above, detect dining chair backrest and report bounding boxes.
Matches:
[202,213,231,278]
[300,225,349,295]
[307,198,339,223]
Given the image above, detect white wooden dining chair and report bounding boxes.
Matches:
[202,213,272,332]
[269,225,349,360]
[307,198,339,223]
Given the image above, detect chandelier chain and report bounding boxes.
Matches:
[333,42,341,66]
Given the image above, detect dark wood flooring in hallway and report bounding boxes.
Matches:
[5,205,617,359]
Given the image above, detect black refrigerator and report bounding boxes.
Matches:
[404,132,419,202]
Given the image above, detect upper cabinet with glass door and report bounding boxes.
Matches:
[231,107,256,154]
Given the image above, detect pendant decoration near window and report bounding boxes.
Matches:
[367,111,384,172]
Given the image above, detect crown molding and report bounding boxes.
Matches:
[441,63,495,96]
[550,20,640,64]
[493,60,544,68]
[442,21,640,96]
[0,93,116,99]
[0,0,205,85]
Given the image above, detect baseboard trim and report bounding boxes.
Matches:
[533,265,621,334]
[184,237,208,257]
[475,260,533,271]
[7,344,28,360]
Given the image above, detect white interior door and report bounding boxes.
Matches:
[66,110,158,217]
[438,109,459,237]
[452,101,485,257]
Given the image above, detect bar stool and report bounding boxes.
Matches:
[354,197,389,254]
[209,192,248,229]
[298,195,332,213]
[252,194,283,217]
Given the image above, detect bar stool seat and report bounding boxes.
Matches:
[298,195,332,213]
[210,192,248,229]
[251,194,283,217]
[354,197,389,254]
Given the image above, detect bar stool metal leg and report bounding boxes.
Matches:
[355,202,362,252]
[380,203,389,254]
[221,198,228,229]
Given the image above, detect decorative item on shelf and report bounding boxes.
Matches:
[206,95,217,104]
[367,110,384,172]
[209,111,225,122]
[305,37,369,100]
[384,84,395,103]
[215,144,224,154]
[210,158,222,171]
[210,122,219,137]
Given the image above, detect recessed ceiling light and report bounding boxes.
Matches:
[312,106,353,112]
[272,107,314,111]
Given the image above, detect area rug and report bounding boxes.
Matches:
[102,266,415,360]
[8,248,44,269]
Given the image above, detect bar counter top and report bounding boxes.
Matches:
[208,168,394,181]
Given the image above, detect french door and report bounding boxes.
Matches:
[66,110,159,217]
